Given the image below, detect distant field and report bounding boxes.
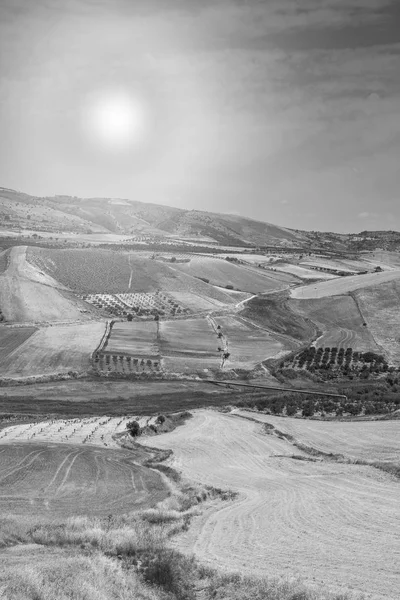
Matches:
[172,256,295,293]
[0,322,105,379]
[234,410,400,463]
[0,327,38,361]
[355,280,400,362]
[272,263,336,280]
[291,295,380,351]
[105,321,159,358]
[0,443,167,518]
[216,316,285,368]
[0,249,9,274]
[291,269,400,299]
[301,258,372,273]
[27,248,239,308]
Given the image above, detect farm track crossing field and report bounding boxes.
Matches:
[142,410,400,599]
[290,295,380,351]
[233,409,400,463]
[0,327,38,361]
[216,316,286,368]
[355,281,400,362]
[290,269,400,299]
[0,322,105,379]
[0,443,167,518]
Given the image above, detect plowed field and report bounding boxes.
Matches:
[142,410,400,599]
[0,443,167,518]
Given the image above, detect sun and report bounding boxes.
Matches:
[81,90,146,152]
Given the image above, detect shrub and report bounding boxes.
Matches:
[126,420,141,437]
[141,548,196,600]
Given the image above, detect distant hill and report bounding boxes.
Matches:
[1,186,400,251]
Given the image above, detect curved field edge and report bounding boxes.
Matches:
[140,409,400,600]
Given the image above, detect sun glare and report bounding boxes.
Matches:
[82,90,146,152]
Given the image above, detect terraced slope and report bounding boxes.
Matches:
[142,410,400,599]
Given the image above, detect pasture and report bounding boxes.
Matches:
[216,316,286,368]
[355,280,400,363]
[142,409,400,599]
[0,443,167,518]
[290,268,400,299]
[0,322,105,379]
[291,295,380,351]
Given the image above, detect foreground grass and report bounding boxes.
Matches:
[1,503,366,600]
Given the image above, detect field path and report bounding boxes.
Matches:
[141,410,400,599]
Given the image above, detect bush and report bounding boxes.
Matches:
[126,420,141,437]
[141,548,196,600]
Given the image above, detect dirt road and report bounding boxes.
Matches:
[141,410,400,599]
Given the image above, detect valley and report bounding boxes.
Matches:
[0,189,399,600]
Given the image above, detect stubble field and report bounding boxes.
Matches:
[0,322,105,379]
[290,269,400,299]
[0,443,167,518]
[141,409,400,599]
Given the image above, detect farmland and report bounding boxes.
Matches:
[172,256,297,292]
[0,322,105,379]
[0,247,93,323]
[355,280,400,363]
[291,295,380,351]
[215,316,287,368]
[0,443,167,518]
[142,409,400,599]
[0,327,38,362]
[291,269,400,299]
[234,409,400,463]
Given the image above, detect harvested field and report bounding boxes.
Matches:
[142,410,400,599]
[0,443,167,518]
[233,409,400,463]
[216,316,286,368]
[291,295,380,351]
[301,257,373,273]
[105,321,158,358]
[172,256,295,293]
[0,322,105,379]
[355,280,400,363]
[167,291,232,312]
[0,327,38,361]
[162,356,219,374]
[290,269,400,299]
[159,318,216,357]
[0,247,92,323]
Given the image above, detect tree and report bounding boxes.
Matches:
[126,420,141,437]
[127,314,133,321]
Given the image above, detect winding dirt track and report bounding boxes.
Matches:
[141,410,400,599]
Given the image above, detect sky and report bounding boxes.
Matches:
[0,0,399,233]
